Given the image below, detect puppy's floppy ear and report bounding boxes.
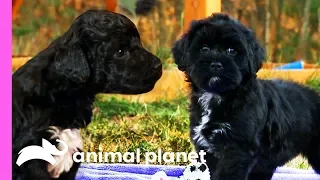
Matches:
[252,41,265,73]
[172,20,202,71]
[172,34,189,71]
[247,29,265,74]
[50,44,90,83]
[190,20,200,29]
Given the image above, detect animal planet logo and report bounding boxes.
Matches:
[16,138,68,166]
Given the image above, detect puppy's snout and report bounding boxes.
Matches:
[210,62,223,71]
[153,59,162,70]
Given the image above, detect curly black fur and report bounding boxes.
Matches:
[172,13,320,180]
[12,9,162,180]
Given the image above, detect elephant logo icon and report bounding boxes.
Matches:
[16,138,68,166]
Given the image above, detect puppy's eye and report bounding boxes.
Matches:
[200,45,210,53]
[226,48,237,56]
[115,49,125,58]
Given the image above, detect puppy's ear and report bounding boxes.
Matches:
[247,29,265,74]
[50,44,90,83]
[190,20,200,29]
[172,34,189,71]
[252,41,265,73]
[172,20,202,71]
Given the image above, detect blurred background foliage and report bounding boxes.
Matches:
[12,0,320,65]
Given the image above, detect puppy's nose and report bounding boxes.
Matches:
[210,62,223,70]
[153,61,162,70]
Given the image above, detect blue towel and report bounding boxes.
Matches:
[76,163,320,180]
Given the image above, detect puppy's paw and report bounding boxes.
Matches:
[47,126,83,178]
[205,123,231,155]
[209,123,231,140]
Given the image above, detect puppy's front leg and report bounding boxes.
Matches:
[202,153,219,177]
[211,145,257,180]
[47,126,83,179]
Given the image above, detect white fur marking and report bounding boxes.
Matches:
[213,123,231,135]
[215,95,222,105]
[47,126,83,178]
[209,77,220,86]
[193,92,228,151]
[193,93,213,148]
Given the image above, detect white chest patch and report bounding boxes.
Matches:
[47,126,83,178]
[193,92,214,149]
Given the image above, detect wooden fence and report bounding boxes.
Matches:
[184,0,221,31]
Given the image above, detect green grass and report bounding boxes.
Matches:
[82,95,192,165]
[82,78,320,166]
[306,77,320,92]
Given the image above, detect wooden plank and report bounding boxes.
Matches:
[12,57,319,103]
[183,0,221,32]
[206,0,221,17]
[111,69,320,102]
[12,57,31,71]
[257,69,320,83]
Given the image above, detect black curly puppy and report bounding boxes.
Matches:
[172,13,320,180]
[13,9,162,180]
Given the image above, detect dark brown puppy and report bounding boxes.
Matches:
[13,10,162,180]
[172,13,320,180]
